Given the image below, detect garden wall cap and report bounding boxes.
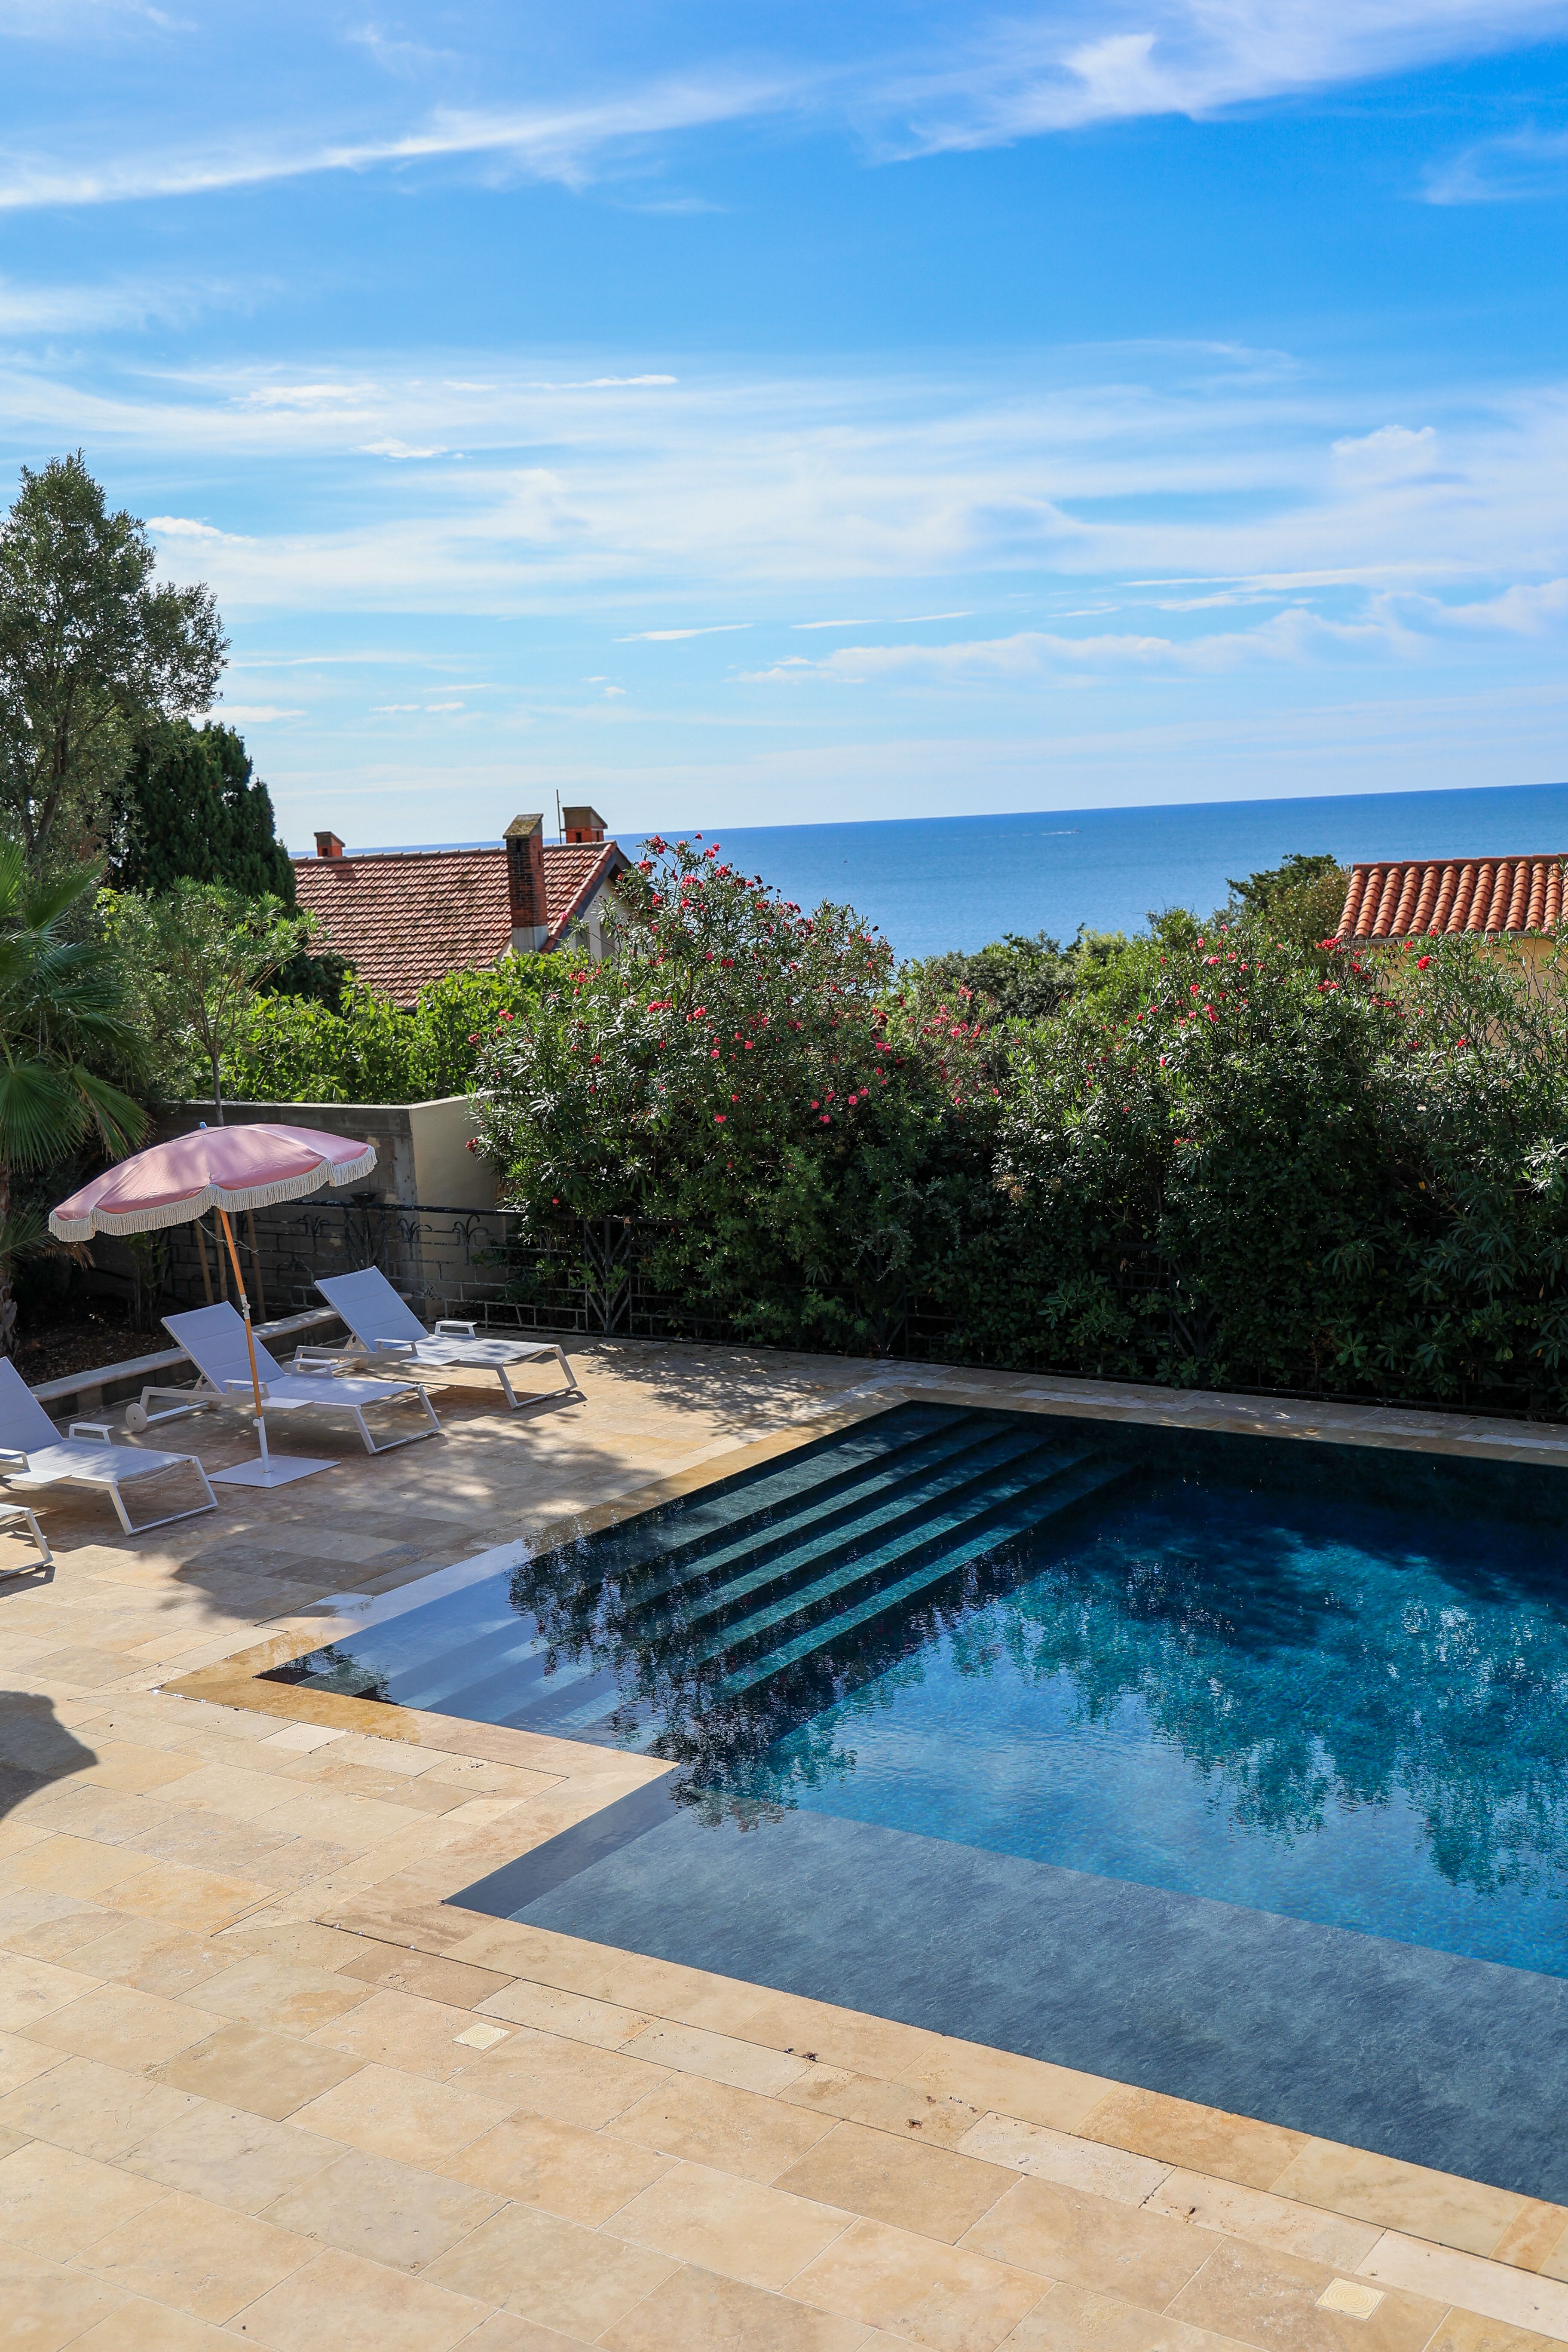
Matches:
[49,1124,377,1240]
[1335,855,1566,943]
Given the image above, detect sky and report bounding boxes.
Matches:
[3,2,1568,851]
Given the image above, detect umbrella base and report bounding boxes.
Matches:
[212,1455,335,1487]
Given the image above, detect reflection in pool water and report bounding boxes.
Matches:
[266,1403,1568,1976]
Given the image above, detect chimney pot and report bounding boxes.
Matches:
[505,814,548,950]
[561,804,607,845]
[315,830,345,859]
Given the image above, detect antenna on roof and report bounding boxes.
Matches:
[555,791,562,845]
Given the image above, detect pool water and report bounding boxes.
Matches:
[270,1401,1568,1979]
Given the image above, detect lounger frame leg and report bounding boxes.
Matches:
[0,1505,51,1573]
[334,1387,444,1454]
[106,1462,220,1534]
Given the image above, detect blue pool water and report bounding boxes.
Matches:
[272,1403,1568,1978]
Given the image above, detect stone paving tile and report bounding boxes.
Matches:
[789,2212,1045,2352]
[261,2143,504,2271]
[1271,2142,1530,2260]
[959,2172,1219,2310]
[607,2070,839,2185]
[0,2052,202,2163]
[220,2243,493,2352]
[27,1981,225,2068]
[422,2199,680,2335]
[0,2244,131,2350]
[775,2120,1015,2245]
[288,2056,519,2162]
[80,2184,312,2321]
[118,2093,342,2212]
[608,2156,853,2291]
[150,2018,366,2117]
[598,2261,874,2352]
[1167,2236,1448,2352]
[0,2138,166,2259]
[440,2107,673,2225]
[1080,2082,1309,2192]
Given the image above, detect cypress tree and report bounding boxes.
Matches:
[115,723,296,903]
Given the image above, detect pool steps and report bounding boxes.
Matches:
[283,1406,1133,1743]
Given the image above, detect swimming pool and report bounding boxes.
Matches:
[272,1398,1568,1981]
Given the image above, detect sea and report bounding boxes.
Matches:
[362,778,1568,964]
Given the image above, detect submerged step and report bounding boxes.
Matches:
[721,1459,1132,1695]
[691,1449,1116,1671]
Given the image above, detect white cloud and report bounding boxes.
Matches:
[743,607,1409,685]
[794,610,972,628]
[424,699,465,710]
[1425,126,1568,205]
[371,701,423,712]
[1330,425,1442,483]
[5,3,1568,218]
[617,623,751,640]
[203,703,305,721]
[147,513,253,543]
[360,437,447,459]
[240,382,381,410]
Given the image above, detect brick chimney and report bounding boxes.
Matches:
[561,805,606,844]
[505,815,549,952]
[315,829,345,858]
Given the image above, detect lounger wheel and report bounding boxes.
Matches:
[122,1403,148,1433]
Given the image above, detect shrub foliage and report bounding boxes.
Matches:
[469,839,1568,1415]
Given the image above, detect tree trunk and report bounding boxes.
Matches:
[209,1053,225,1125]
[0,1166,17,1361]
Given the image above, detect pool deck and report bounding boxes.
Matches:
[3,1338,1568,2352]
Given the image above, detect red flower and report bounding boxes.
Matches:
[714,1112,727,1123]
[819,1113,830,1123]
[1417,955,1430,970]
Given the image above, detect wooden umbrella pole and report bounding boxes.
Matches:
[217,1208,271,1474]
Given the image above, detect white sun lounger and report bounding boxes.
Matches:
[136,1304,443,1455]
[313,1268,576,1410]
[0,1357,215,1536]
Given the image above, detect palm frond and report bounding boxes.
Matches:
[69,1065,148,1160]
[0,1058,83,1171]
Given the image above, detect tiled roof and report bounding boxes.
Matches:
[1335,856,1566,943]
[291,841,625,1003]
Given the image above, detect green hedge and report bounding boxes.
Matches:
[471,837,1568,1415]
[222,965,551,1105]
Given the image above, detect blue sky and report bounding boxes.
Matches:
[4,1,1568,850]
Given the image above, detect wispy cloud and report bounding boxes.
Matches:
[0,74,792,211]
[1424,125,1568,204]
[205,702,305,720]
[617,623,751,640]
[6,2,1568,215]
[360,437,448,459]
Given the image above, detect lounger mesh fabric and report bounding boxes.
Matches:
[0,1358,216,1534]
[315,1267,576,1410]
[155,1303,442,1453]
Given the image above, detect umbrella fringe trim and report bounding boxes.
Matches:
[47,1145,378,1242]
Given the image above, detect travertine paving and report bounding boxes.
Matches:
[2,1337,1567,2351]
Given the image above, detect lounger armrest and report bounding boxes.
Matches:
[224,1378,271,1399]
[371,1337,417,1355]
[0,1446,28,1467]
[434,1320,478,1338]
[68,1422,113,1442]
[292,1349,349,1373]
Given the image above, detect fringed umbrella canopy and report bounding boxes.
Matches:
[49,1125,377,1488]
[49,1124,376,1242]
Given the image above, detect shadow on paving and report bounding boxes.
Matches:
[0,1690,97,1820]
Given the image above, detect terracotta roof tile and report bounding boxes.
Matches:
[1334,856,1566,943]
[291,840,626,1003]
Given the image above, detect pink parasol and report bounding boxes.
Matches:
[50,1124,378,1488]
[49,1124,376,1241]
